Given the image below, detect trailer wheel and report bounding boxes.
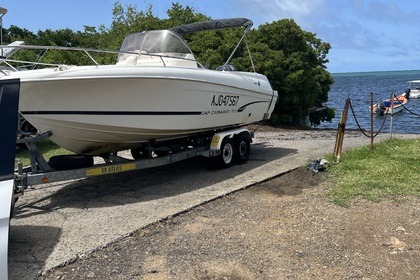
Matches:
[234,132,251,164]
[49,155,94,170]
[214,137,235,169]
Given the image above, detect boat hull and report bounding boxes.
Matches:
[10,65,277,155]
[371,95,407,115]
[407,89,420,99]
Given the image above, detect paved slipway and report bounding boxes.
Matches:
[8,128,419,279]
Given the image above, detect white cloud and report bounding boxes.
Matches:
[350,0,412,24]
[231,0,326,26]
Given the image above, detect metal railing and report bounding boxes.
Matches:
[0,44,201,74]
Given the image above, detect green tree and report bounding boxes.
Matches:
[4,25,37,44]
[254,19,334,125]
[166,2,208,27]
[108,2,162,45]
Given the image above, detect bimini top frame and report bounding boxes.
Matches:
[170,18,254,69]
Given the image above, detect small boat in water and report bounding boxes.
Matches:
[371,94,408,115]
[0,18,278,155]
[402,80,420,99]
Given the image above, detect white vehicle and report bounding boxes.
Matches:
[0,79,20,280]
[0,18,277,156]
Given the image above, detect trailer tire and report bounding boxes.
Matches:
[214,137,235,169]
[234,132,251,164]
[49,155,94,170]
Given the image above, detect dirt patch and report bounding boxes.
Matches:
[39,166,419,279]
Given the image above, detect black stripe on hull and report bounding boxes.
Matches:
[238,101,270,112]
[21,100,271,116]
[21,111,202,116]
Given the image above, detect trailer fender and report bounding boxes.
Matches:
[210,128,251,152]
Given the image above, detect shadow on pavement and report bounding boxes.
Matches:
[8,143,297,278]
[8,225,61,280]
[13,144,297,218]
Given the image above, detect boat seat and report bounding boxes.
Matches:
[116,50,147,65]
[117,51,198,68]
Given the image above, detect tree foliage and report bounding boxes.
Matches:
[2,1,334,126]
[253,19,334,125]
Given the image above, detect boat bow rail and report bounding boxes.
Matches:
[0,44,203,73]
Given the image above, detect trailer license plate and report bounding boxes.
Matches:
[86,163,136,176]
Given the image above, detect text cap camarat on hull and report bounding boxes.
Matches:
[0,18,277,155]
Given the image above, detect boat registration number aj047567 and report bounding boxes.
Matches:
[211,94,240,107]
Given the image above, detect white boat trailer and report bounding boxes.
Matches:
[1,79,254,278]
[14,127,252,191]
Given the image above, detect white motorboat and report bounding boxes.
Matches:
[0,18,277,155]
[403,80,420,99]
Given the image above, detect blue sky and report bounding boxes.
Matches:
[1,0,418,73]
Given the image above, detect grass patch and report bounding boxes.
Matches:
[15,140,72,167]
[326,138,420,206]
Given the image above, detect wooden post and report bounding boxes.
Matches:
[390,93,394,138]
[370,92,374,150]
[334,98,350,162]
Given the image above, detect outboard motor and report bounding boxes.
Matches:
[404,88,410,100]
[377,101,386,116]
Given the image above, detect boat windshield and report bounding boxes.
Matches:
[408,81,420,89]
[118,30,193,59]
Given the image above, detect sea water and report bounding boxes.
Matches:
[317,70,420,134]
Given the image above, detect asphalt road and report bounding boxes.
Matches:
[8,130,415,279]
